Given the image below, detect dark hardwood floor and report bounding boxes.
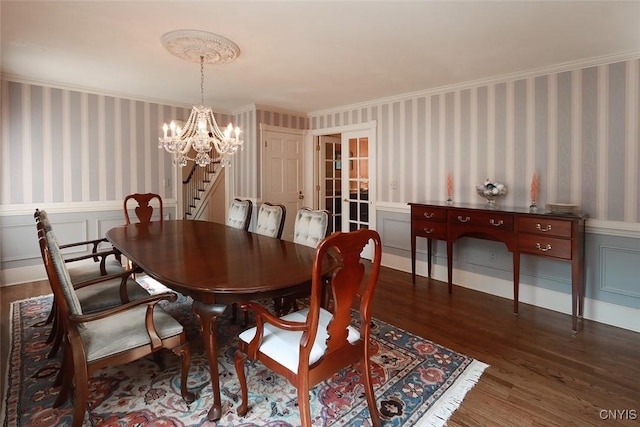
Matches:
[2,268,639,426]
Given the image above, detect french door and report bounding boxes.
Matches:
[317,123,376,258]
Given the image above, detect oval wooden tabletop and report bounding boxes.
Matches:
[106,220,325,304]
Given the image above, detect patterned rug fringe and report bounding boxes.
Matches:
[415,360,488,426]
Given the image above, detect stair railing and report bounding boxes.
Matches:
[182,161,219,218]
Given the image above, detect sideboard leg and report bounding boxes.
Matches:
[411,235,417,284]
[513,252,520,316]
[446,241,453,294]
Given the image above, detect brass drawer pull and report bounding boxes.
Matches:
[457,216,470,223]
[423,212,435,219]
[536,223,552,232]
[423,228,435,234]
[489,219,504,227]
[536,243,552,252]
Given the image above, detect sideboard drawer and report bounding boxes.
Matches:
[412,221,447,239]
[518,234,572,259]
[448,210,515,231]
[518,217,572,238]
[412,205,447,222]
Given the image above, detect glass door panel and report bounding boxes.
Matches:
[319,136,342,234]
[343,136,369,232]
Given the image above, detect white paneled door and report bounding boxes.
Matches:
[262,126,304,241]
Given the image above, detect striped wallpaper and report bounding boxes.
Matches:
[310,59,640,223]
[0,80,192,205]
[2,58,638,224]
[0,79,311,211]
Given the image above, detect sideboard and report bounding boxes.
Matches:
[409,201,587,332]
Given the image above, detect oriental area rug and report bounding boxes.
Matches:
[2,279,488,426]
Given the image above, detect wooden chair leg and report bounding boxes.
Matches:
[231,303,249,326]
[54,343,73,407]
[360,355,382,427]
[71,361,90,427]
[48,320,63,359]
[231,303,238,323]
[234,349,249,416]
[45,296,56,325]
[46,309,59,344]
[297,384,312,427]
[172,343,196,403]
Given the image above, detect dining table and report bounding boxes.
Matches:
[106,219,333,421]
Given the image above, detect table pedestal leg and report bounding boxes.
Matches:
[192,301,228,421]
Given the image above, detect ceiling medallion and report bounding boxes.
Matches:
[161,29,240,65]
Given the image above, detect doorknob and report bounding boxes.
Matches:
[298,191,304,200]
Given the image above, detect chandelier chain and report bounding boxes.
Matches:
[200,56,205,106]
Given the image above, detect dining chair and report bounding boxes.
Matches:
[35,209,143,358]
[35,222,151,393]
[123,193,163,274]
[274,207,331,315]
[247,202,286,324]
[123,193,164,224]
[255,202,286,239]
[234,228,383,427]
[39,229,195,427]
[226,198,253,230]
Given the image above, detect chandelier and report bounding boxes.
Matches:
[158,30,243,167]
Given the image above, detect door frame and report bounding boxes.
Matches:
[309,120,377,233]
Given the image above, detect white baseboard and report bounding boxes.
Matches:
[1,264,47,287]
[382,252,640,334]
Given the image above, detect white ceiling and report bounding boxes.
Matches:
[2,1,640,114]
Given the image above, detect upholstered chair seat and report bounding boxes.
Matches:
[79,304,185,362]
[73,277,150,314]
[238,307,359,373]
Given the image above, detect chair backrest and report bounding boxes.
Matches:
[35,208,52,232]
[307,229,382,361]
[293,208,330,248]
[38,229,84,319]
[227,198,253,231]
[255,202,286,239]
[123,193,163,225]
[34,209,63,250]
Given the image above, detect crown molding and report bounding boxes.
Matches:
[1,73,245,116]
[309,49,640,118]
[253,104,306,117]
[0,73,195,109]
